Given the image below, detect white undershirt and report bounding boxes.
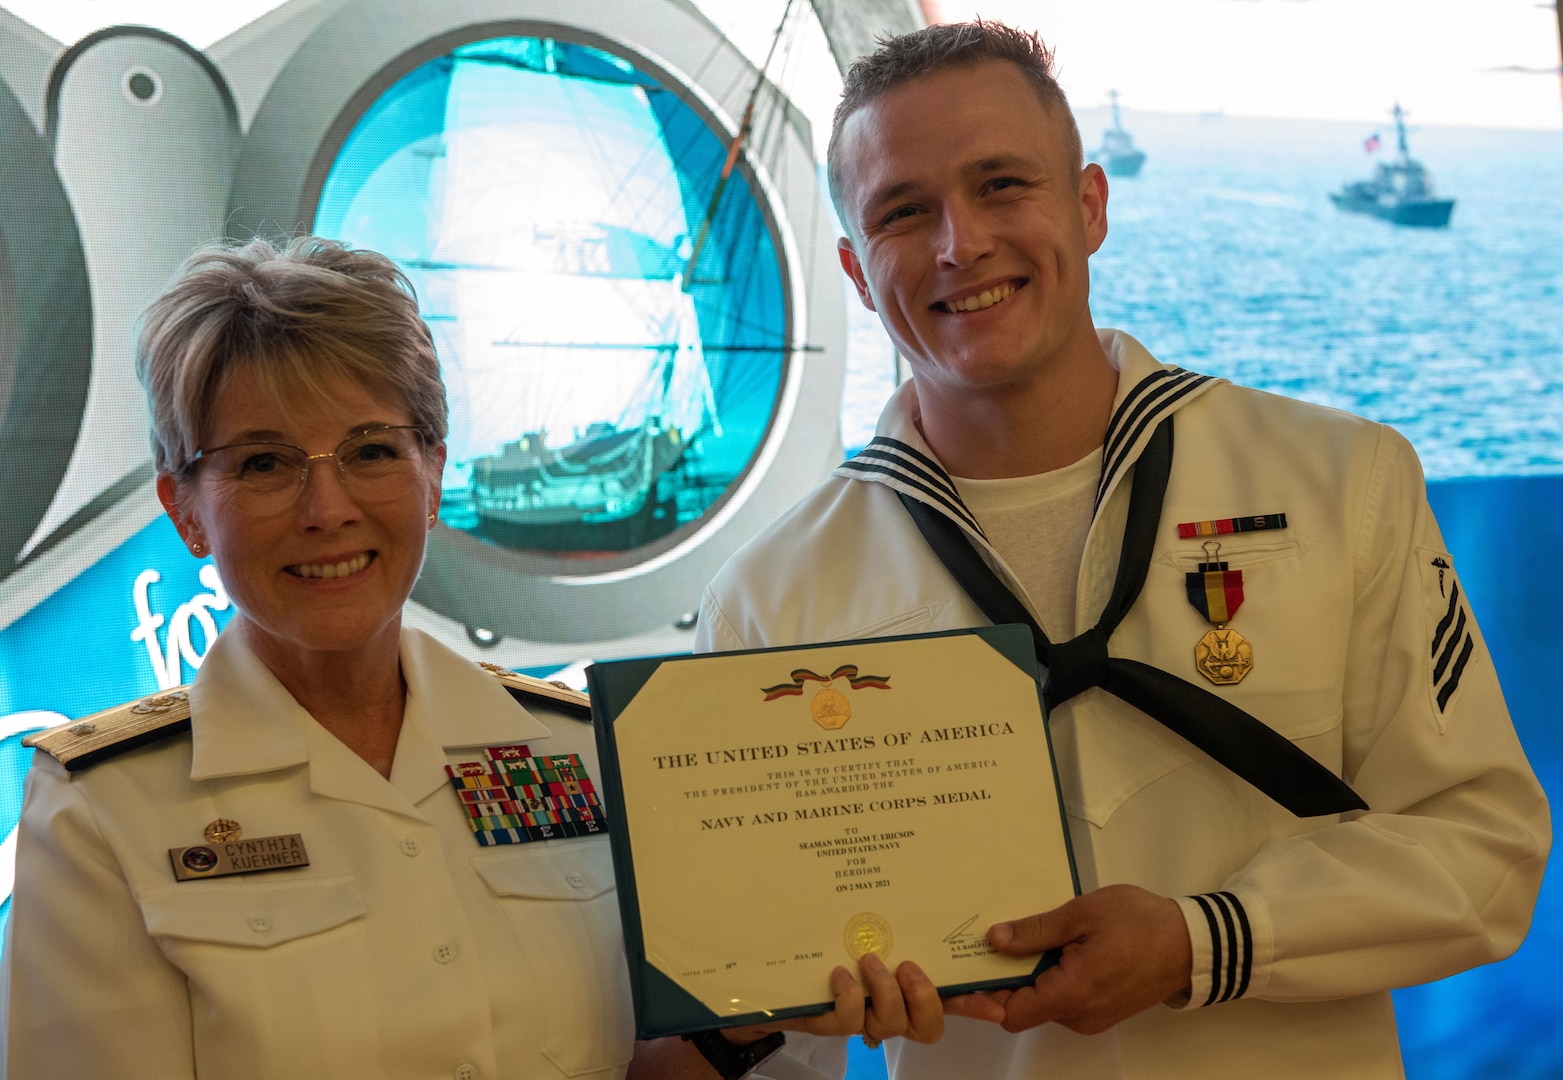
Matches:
[950,446,1102,642]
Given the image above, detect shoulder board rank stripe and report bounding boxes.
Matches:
[23,689,193,772]
[478,663,591,719]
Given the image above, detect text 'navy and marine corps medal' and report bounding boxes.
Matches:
[1185,541,1253,685]
[445,743,607,846]
[762,664,891,730]
[169,819,310,881]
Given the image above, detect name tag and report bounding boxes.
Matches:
[169,834,310,881]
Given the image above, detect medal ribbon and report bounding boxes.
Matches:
[1186,567,1244,625]
[762,665,891,700]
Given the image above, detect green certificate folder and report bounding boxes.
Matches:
[587,624,1080,1039]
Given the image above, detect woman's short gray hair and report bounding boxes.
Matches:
[137,235,448,475]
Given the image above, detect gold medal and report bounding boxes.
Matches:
[810,688,851,730]
[1195,627,1253,685]
[1186,541,1253,685]
[843,912,894,961]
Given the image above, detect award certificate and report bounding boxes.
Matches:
[588,625,1078,1038]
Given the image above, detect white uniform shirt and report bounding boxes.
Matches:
[0,627,634,1080]
[697,330,1550,1080]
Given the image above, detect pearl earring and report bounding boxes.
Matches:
[192,542,204,555]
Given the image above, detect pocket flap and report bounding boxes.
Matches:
[137,875,366,948]
[472,840,615,901]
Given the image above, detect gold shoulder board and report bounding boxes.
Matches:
[477,662,591,720]
[23,688,194,772]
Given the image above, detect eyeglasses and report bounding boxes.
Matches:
[185,425,435,516]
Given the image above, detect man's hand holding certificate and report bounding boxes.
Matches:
[589,625,1078,1038]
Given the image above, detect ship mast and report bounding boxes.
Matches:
[1392,102,1410,162]
[682,0,798,293]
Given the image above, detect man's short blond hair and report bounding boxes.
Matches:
[826,20,1083,229]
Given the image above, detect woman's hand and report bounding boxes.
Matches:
[629,954,945,1078]
[725,952,945,1046]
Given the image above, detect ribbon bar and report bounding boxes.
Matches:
[1178,513,1288,539]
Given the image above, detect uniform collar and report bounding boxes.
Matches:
[188,626,552,785]
[390,628,553,806]
[833,329,1222,531]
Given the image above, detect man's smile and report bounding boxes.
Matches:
[933,279,1026,314]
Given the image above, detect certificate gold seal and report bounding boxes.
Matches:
[810,688,851,730]
[843,912,894,961]
[1195,628,1253,685]
[204,818,242,844]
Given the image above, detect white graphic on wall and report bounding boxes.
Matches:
[0,710,66,907]
[2,564,231,909]
[131,564,230,689]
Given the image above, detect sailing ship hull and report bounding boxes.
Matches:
[467,425,689,553]
[474,491,671,552]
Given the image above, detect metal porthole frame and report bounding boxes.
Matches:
[227,0,844,645]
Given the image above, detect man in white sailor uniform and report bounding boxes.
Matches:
[695,20,1550,1080]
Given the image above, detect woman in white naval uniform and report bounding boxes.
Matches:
[0,237,933,1080]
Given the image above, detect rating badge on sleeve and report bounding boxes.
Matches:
[444,744,607,846]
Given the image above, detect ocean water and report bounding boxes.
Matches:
[839,110,1563,481]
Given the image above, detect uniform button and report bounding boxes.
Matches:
[565,871,587,889]
[400,837,421,856]
[248,915,271,933]
[434,943,457,964]
[455,1065,478,1080]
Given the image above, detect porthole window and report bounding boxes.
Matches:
[315,35,789,561]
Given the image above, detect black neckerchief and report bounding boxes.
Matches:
[900,416,1367,818]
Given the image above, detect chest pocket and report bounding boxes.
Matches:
[473,839,634,1076]
[1057,536,1348,830]
[139,875,366,947]
[136,876,378,1077]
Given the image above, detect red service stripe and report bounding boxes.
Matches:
[1223,571,1245,619]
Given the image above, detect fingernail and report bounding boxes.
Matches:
[990,923,1013,947]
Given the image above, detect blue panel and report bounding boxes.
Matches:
[1394,474,1563,1078]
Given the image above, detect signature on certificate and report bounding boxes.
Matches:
[943,915,982,944]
